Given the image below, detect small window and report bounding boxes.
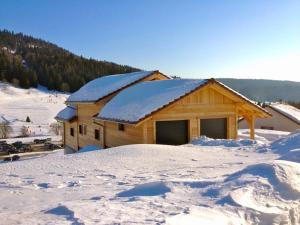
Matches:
[79,125,82,134]
[94,129,100,140]
[70,128,74,137]
[118,123,125,131]
[83,125,87,135]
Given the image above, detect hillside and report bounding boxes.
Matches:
[0,82,68,138]
[0,30,138,92]
[218,78,300,103]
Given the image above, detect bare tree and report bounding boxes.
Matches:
[0,122,12,139]
[50,122,62,135]
[20,126,29,137]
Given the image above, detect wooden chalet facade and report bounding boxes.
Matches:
[56,71,271,152]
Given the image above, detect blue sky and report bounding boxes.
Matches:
[1,0,300,81]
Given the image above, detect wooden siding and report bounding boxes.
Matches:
[77,101,106,148]
[64,120,78,150]
[148,85,238,141]
[104,121,144,147]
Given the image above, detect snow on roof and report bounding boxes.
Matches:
[98,79,208,123]
[55,106,76,121]
[66,71,157,103]
[269,103,300,125]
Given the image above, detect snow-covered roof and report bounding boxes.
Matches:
[97,79,209,123]
[66,71,159,103]
[55,106,77,122]
[269,103,300,125]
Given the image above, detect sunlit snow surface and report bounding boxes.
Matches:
[1,130,300,224]
[0,82,68,137]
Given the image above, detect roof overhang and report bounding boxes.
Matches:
[55,116,77,123]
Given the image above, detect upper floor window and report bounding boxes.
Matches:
[70,128,74,137]
[118,123,125,131]
[94,129,100,140]
[79,125,82,134]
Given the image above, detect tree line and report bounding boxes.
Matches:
[0,29,139,92]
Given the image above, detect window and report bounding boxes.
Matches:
[70,128,74,137]
[95,129,100,140]
[118,123,125,131]
[79,125,82,134]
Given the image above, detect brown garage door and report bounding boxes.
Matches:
[156,120,188,145]
[200,118,227,139]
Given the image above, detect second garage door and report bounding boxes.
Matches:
[200,118,227,139]
[156,120,188,145]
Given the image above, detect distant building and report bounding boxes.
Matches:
[239,103,300,132]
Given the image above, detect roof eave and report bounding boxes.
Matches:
[55,116,77,122]
[94,116,137,125]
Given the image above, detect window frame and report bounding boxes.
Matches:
[79,125,82,134]
[70,127,74,137]
[94,129,100,140]
[118,123,125,131]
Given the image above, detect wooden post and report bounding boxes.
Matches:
[245,114,255,140]
[249,115,255,140]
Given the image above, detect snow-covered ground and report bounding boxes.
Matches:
[0,82,68,138]
[1,130,300,225]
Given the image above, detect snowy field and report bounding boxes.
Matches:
[0,82,68,138]
[1,130,300,225]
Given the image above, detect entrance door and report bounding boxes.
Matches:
[200,118,227,139]
[156,120,188,145]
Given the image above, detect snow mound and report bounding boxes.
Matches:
[218,160,300,223]
[270,130,300,154]
[117,181,171,197]
[239,129,290,142]
[167,160,300,224]
[166,206,248,225]
[279,149,300,163]
[189,136,258,147]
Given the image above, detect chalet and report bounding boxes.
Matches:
[56,71,271,152]
[55,70,169,152]
[239,103,300,132]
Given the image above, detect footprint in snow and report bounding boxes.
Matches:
[67,181,81,187]
[7,174,19,177]
[90,196,103,201]
[34,183,50,189]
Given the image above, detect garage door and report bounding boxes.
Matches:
[200,118,227,139]
[156,120,188,145]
